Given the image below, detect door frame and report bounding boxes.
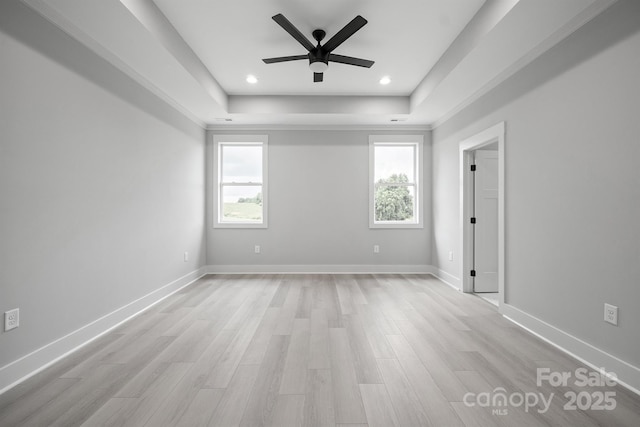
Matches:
[459,122,505,304]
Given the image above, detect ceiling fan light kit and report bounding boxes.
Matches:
[309,61,328,73]
[263,13,375,82]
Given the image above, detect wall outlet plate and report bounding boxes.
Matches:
[604,303,618,326]
[5,308,19,332]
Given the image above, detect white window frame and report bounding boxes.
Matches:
[213,134,268,228]
[369,135,423,229]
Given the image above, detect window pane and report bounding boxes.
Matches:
[221,145,262,183]
[374,184,415,222]
[221,185,263,222]
[374,145,415,183]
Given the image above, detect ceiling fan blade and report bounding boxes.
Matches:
[328,54,374,68]
[314,72,323,82]
[322,15,368,53]
[262,55,308,64]
[272,14,315,51]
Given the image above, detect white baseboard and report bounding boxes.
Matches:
[0,267,206,395]
[428,267,461,291]
[501,303,640,396]
[206,264,433,274]
[5,266,637,401]
[424,270,639,395]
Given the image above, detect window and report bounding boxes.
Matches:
[213,135,268,228]
[369,135,423,228]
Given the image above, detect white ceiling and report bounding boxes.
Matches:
[152,0,484,96]
[22,0,617,128]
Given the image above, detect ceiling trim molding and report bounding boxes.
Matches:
[228,95,410,115]
[410,0,520,112]
[430,0,618,130]
[206,124,432,132]
[119,0,228,112]
[20,0,208,129]
[19,0,617,129]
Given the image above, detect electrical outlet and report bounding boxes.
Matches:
[5,308,19,332]
[184,251,189,262]
[373,245,380,253]
[448,251,454,261]
[254,245,261,254]
[604,303,618,326]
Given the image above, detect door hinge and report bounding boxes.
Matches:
[470,217,476,224]
[470,164,476,172]
[470,270,476,277]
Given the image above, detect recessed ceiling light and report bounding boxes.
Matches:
[379,76,391,85]
[246,75,258,84]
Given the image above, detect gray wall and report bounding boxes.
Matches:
[0,1,205,369]
[3,0,638,393]
[432,0,640,366]
[206,130,432,270]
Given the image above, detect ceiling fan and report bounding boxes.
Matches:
[262,13,375,82]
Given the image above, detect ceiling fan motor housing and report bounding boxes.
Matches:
[309,47,329,72]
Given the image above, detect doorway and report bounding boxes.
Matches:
[473,147,499,293]
[459,122,505,307]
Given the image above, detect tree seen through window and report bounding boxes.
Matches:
[375,174,414,221]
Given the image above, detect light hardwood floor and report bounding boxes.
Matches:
[1,274,639,426]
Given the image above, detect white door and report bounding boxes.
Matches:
[473,150,499,292]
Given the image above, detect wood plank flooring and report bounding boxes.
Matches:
[1,274,639,426]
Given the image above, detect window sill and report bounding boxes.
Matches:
[214,222,268,229]
[369,222,423,229]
